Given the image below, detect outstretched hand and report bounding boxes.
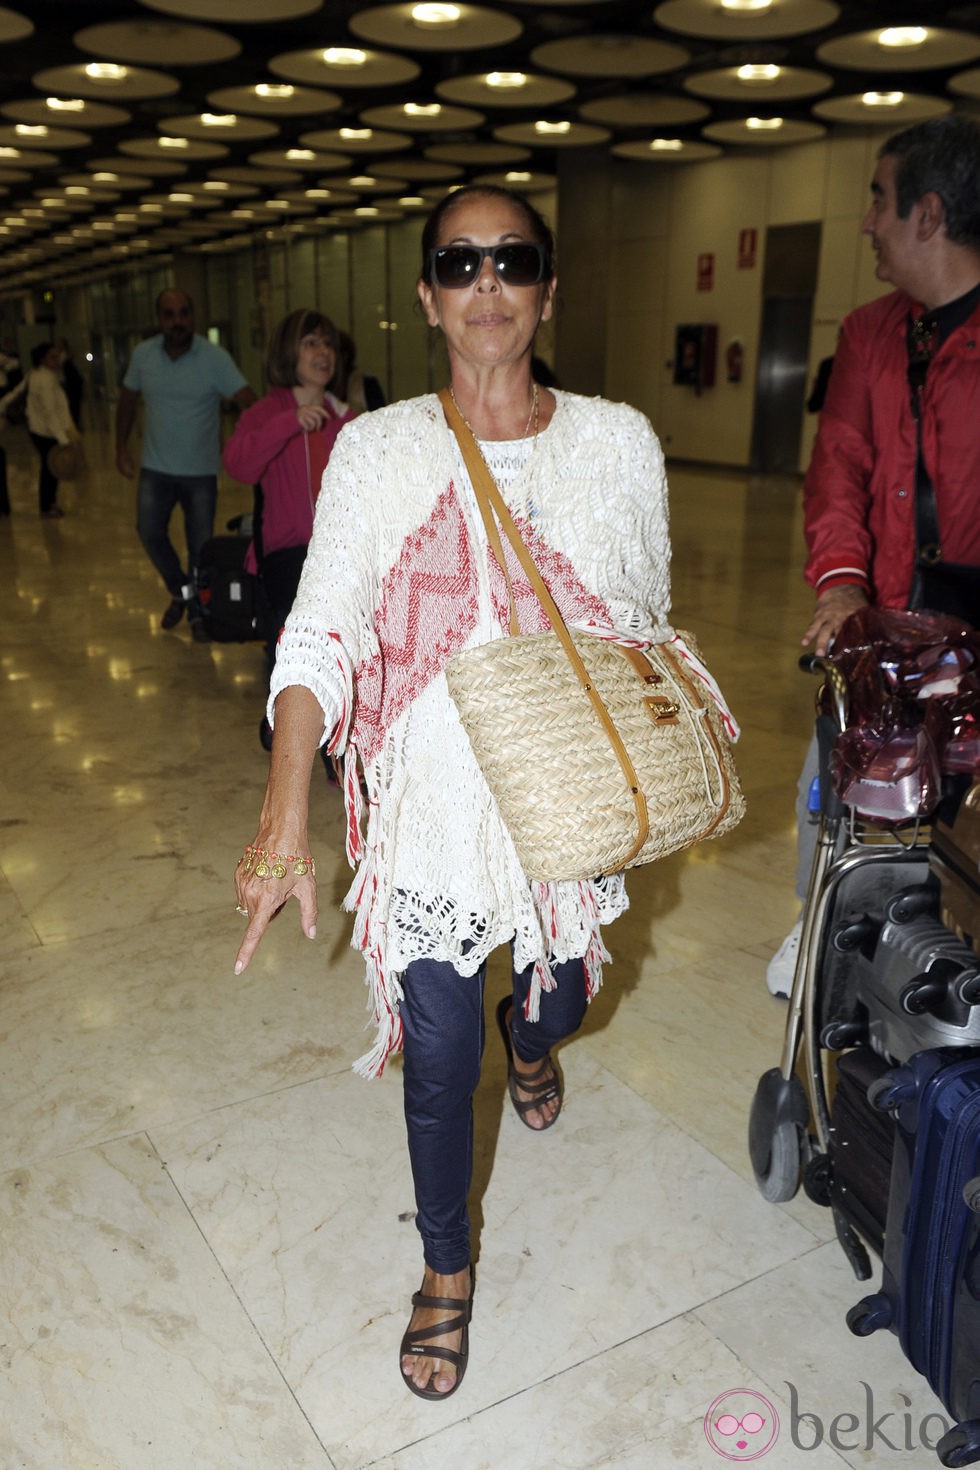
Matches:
[233,844,318,974]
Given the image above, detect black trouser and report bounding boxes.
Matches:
[29,433,58,514]
[260,544,308,677]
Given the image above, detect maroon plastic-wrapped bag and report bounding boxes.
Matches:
[826,608,980,820]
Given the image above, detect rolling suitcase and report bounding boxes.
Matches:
[196,534,266,643]
[826,1047,894,1261]
[820,874,980,1063]
[848,1049,980,1467]
[932,785,980,953]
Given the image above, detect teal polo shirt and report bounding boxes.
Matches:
[123,333,247,476]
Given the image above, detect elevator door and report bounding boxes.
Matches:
[750,294,814,473]
[750,221,821,474]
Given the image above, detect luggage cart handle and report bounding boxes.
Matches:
[799,653,848,733]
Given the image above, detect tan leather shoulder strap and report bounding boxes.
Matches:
[440,388,519,635]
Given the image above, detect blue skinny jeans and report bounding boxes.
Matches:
[399,949,589,1274]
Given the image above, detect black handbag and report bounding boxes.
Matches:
[906,313,980,627]
[909,558,980,627]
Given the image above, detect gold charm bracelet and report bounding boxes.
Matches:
[239,844,316,880]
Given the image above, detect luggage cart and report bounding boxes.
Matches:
[749,617,980,1278]
[750,609,980,1469]
[750,655,929,1250]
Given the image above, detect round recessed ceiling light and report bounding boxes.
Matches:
[816,27,979,72]
[878,26,928,48]
[85,63,128,81]
[271,45,419,88]
[322,47,368,67]
[411,3,460,25]
[737,64,780,82]
[862,90,904,106]
[656,0,841,43]
[350,3,521,53]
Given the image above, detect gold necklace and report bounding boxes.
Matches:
[449,383,539,443]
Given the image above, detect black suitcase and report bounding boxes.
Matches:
[827,1047,894,1261]
[848,1049,980,1467]
[196,535,266,643]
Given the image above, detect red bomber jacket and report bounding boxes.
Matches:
[804,288,980,608]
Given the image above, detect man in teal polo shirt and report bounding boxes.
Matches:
[116,289,256,638]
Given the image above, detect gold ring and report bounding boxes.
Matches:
[236,905,249,918]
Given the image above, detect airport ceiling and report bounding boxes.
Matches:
[1,0,980,289]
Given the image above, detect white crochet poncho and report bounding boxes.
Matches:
[269,389,673,1075]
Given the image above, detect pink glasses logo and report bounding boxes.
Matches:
[704,1389,780,1461]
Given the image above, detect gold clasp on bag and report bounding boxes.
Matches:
[644,695,680,724]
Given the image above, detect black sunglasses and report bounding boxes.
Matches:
[428,242,548,289]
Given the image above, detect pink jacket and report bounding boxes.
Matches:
[222,385,355,572]
[804,289,980,608]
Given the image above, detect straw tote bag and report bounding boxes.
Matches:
[440,388,744,883]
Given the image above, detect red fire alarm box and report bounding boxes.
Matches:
[673,324,718,391]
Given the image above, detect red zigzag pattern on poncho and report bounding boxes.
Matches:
[351,480,612,764]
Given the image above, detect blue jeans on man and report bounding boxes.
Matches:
[136,468,216,610]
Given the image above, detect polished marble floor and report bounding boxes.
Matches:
[0,416,951,1468]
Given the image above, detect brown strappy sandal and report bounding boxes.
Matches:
[495,996,563,1130]
[400,1285,471,1400]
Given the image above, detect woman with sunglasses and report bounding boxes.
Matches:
[232,185,671,1401]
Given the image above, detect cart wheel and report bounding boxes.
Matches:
[938,1423,980,1468]
[868,1070,915,1112]
[755,1120,803,1203]
[846,1294,891,1336]
[887,883,938,925]
[803,1151,832,1206]
[748,1070,807,1203]
[820,1019,866,1051]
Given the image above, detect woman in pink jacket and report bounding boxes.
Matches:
[223,309,357,747]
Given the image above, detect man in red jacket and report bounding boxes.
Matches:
[767,114,980,996]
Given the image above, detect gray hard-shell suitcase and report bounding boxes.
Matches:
[820,879,980,1063]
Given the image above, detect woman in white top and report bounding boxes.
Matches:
[26,341,74,518]
[233,185,672,1401]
